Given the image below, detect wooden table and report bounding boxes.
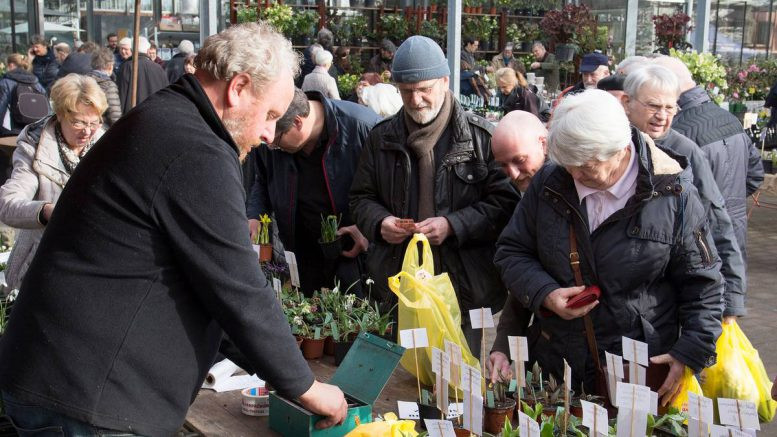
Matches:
[185,355,420,436]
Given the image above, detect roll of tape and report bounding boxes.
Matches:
[241,387,269,416]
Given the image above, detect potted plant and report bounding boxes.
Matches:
[419,19,446,47]
[484,371,517,433]
[540,4,596,62]
[260,3,296,38]
[379,13,408,46]
[505,23,525,47]
[463,16,497,51]
[292,9,319,46]
[569,384,604,418]
[669,48,728,105]
[253,214,273,262]
[337,74,360,100]
[343,15,370,46]
[652,12,692,53]
[319,214,342,260]
[299,295,327,359]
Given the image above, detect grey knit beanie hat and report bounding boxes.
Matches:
[391,36,450,83]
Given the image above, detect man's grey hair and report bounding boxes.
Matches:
[532,41,545,50]
[651,55,696,92]
[314,49,333,67]
[92,47,115,70]
[54,42,71,56]
[178,39,194,55]
[548,89,631,167]
[317,28,334,49]
[623,64,680,100]
[616,56,646,75]
[195,22,301,94]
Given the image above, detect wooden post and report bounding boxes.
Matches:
[229,0,236,25]
[415,6,422,35]
[318,0,326,30]
[130,0,141,109]
[498,10,506,50]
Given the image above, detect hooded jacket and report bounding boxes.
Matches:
[494,128,723,389]
[0,69,48,135]
[86,70,122,126]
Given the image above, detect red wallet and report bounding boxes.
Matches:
[565,285,601,309]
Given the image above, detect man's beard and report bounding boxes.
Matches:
[405,93,445,125]
[222,114,251,163]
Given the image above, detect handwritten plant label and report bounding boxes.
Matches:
[283,251,300,288]
[423,419,456,437]
[621,337,649,366]
[688,392,714,425]
[518,410,541,437]
[615,382,651,412]
[444,340,463,387]
[687,418,710,437]
[717,398,760,430]
[581,400,608,435]
[463,392,483,434]
[509,336,529,388]
[605,351,625,379]
[616,408,648,437]
[432,347,451,382]
[399,328,429,349]
[468,308,494,329]
[460,364,482,394]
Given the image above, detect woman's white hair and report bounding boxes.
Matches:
[616,55,647,75]
[548,89,631,167]
[623,64,680,101]
[314,49,333,67]
[195,22,300,95]
[361,83,403,118]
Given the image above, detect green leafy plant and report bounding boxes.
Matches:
[337,73,360,98]
[522,21,542,43]
[260,4,295,36]
[379,14,408,45]
[463,16,497,45]
[236,4,258,24]
[293,10,319,39]
[505,23,526,45]
[670,48,728,105]
[344,15,370,43]
[419,20,446,46]
[320,214,341,243]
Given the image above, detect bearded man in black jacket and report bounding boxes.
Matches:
[0,22,346,437]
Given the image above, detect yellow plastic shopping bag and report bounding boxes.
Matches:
[388,233,480,388]
[670,366,704,414]
[344,413,417,437]
[700,320,776,422]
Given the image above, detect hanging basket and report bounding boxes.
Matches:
[555,43,577,62]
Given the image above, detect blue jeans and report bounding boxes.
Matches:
[2,392,146,437]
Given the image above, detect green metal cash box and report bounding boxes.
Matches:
[269,332,405,436]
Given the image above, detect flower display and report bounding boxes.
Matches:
[670,48,728,105]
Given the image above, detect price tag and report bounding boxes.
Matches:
[399,328,429,349]
[423,419,456,437]
[397,401,419,419]
[463,392,483,435]
[718,398,760,430]
[616,408,648,437]
[605,351,625,379]
[581,400,608,435]
[469,308,494,329]
[621,337,649,366]
[687,418,709,437]
[283,251,300,288]
[615,382,651,412]
[508,336,529,362]
[688,392,714,425]
[431,347,451,381]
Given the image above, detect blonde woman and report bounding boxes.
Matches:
[0,73,107,293]
[495,67,546,121]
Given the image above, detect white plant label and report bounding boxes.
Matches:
[272,277,282,298]
[718,398,760,430]
[435,370,449,413]
[399,328,429,349]
[621,337,649,366]
[463,392,483,435]
[460,364,481,394]
[431,347,451,382]
[508,336,529,362]
[649,390,658,416]
[687,418,710,437]
[581,400,608,435]
[397,401,419,419]
[615,382,651,412]
[606,351,625,379]
[444,340,463,386]
[423,419,456,437]
[518,411,541,437]
[606,369,618,404]
[629,363,646,386]
[563,359,572,396]
[688,392,714,425]
[709,424,730,437]
[616,408,648,437]
[468,308,494,329]
[728,429,755,437]
[283,251,300,288]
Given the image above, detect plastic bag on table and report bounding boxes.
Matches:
[388,233,480,389]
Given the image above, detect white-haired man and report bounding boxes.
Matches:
[349,36,520,357]
[0,23,347,435]
[117,36,169,114]
[166,39,195,84]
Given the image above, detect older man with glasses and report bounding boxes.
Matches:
[349,36,519,357]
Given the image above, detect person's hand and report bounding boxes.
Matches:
[486,66,495,73]
[650,354,685,407]
[27,47,36,59]
[41,203,54,223]
[542,286,598,320]
[772,375,777,401]
[248,219,260,242]
[488,351,512,384]
[723,316,737,325]
[530,62,540,70]
[297,380,348,429]
[415,217,451,245]
[380,216,412,244]
[337,224,368,258]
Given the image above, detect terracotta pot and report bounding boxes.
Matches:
[295,335,304,349]
[301,337,325,359]
[259,244,272,262]
[453,428,472,436]
[324,336,335,355]
[488,6,496,14]
[570,400,583,418]
[483,398,516,434]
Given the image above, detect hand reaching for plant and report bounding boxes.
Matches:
[298,380,348,429]
[651,353,685,407]
[542,286,598,320]
[488,351,513,384]
[248,219,260,242]
[337,225,368,258]
[415,217,452,245]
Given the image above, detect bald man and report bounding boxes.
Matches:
[488,110,549,382]
[654,56,762,270]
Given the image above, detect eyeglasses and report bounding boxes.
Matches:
[397,79,439,98]
[69,119,102,131]
[266,131,285,150]
[635,99,678,116]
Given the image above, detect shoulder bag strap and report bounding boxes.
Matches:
[569,223,603,373]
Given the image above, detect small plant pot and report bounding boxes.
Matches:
[555,44,577,62]
[294,335,304,349]
[318,237,342,260]
[258,244,272,262]
[418,402,443,429]
[301,337,325,359]
[333,339,355,366]
[453,428,472,437]
[324,336,335,356]
[570,400,583,418]
[483,398,516,434]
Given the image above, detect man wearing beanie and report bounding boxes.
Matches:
[349,36,519,356]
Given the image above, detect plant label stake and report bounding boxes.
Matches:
[468,307,494,376]
[581,399,608,437]
[621,337,648,385]
[615,382,649,437]
[423,419,455,437]
[461,364,482,436]
[445,340,463,425]
[688,392,714,437]
[518,410,540,437]
[400,327,429,404]
[687,418,710,437]
[508,336,529,401]
[283,251,300,289]
[605,351,624,402]
[563,359,571,434]
[432,347,451,418]
[717,398,760,431]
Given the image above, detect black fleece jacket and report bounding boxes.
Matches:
[0,75,314,436]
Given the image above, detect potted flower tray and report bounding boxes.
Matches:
[269,332,405,436]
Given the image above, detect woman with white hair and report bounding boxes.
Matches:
[622,64,746,322]
[302,49,340,100]
[494,89,723,407]
[359,83,402,117]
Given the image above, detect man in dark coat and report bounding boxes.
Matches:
[166,39,194,84]
[0,22,346,436]
[247,88,380,296]
[529,41,559,93]
[55,41,99,80]
[118,36,169,114]
[655,56,763,262]
[366,39,396,76]
[349,36,519,357]
[28,35,59,91]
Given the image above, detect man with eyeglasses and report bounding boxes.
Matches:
[349,36,519,357]
[620,64,746,323]
[246,88,380,296]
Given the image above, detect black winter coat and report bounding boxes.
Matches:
[494,129,723,390]
[672,86,763,260]
[32,50,59,91]
[655,129,746,317]
[165,52,188,85]
[349,99,520,313]
[55,52,92,79]
[117,54,169,114]
[0,75,314,436]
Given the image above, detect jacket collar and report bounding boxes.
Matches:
[678,85,709,110]
[32,116,106,187]
[304,90,340,154]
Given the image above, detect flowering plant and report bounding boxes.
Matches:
[669,48,728,105]
[254,214,272,245]
[652,12,692,50]
[726,59,777,102]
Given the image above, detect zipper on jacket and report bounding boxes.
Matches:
[694,229,712,267]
